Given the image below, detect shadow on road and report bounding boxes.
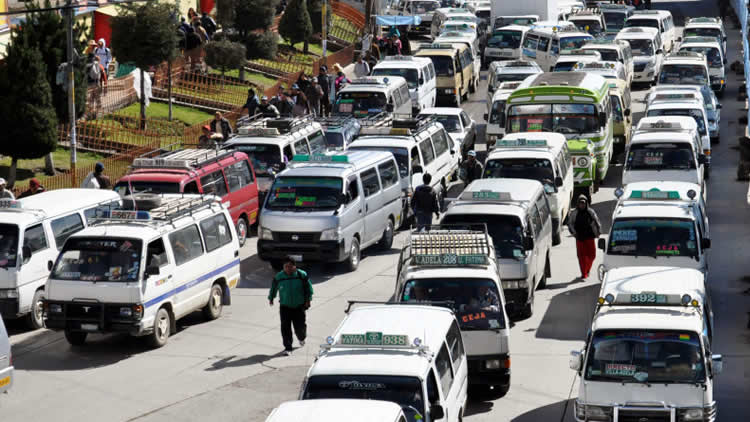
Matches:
[206,351,287,371]
[589,198,617,234]
[511,398,574,422]
[535,282,598,341]
[12,332,144,371]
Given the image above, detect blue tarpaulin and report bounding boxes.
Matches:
[375,15,422,26]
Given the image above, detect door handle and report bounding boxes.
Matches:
[366,204,369,212]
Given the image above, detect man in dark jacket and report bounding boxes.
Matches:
[460,150,483,185]
[268,256,313,355]
[567,195,602,279]
[277,92,295,117]
[318,66,331,116]
[18,178,45,199]
[210,111,232,142]
[410,173,441,231]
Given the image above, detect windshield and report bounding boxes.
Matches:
[266,177,343,211]
[623,38,654,56]
[0,224,18,269]
[488,30,523,49]
[625,18,659,29]
[646,108,707,136]
[441,215,526,259]
[114,181,181,196]
[410,1,438,13]
[349,146,410,178]
[586,48,618,62]
[560,35,594,51]
[304,375,425,420]
[626,142,696,170]
[424,55,455,76]
[680,47,722,67]
[585,330,705,383]
[684,28,721,40]
[443,24,475,33]
[433,115,461,133]
[489,100,506,125]
[573,19,602,35]
[495,73,534,87]
[495,17,536,28]
[603,12,627,30]
[51,238,142,282]
[229,144,281,177]
[608,218,698,258]
[485,158,554,186]
[553,60,578,71]
[507,103,601,135]
[372,68,419,89]
[658,64,709,86]
[401,278,506,330]
[335,92,388,118]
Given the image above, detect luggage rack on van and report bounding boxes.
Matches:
[320,112,392,128]
[399,226,493,270]
[359,114,437,136]
[236,116,316,137]
[90,195,221,227]
[132,146,242,171]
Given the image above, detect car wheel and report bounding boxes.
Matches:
[539,255,551,289]
[64,330,87,346]
[148,307,171,348]
[378,219,394,250]
[26,289,45,330]
[236,217,248,247]
[469,77,476,93]
[202,283,223,320]
[520,288,534,319]
[552,223,561,246]
[345,238,360,272]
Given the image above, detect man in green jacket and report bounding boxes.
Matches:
[268,256,313,355]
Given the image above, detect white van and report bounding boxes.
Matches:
[393,0,442,36]
[625,10,676,53]
[647,85,721,143]
[334,76,412,118]
[301,304,468,422]
[486,60,542,108]
[483,25,530,64]
[567,8,607,37]
[0,317,12,394]
[442,179,553,318]
[395,228,511,397]
[678,36,726,96]
[485,81,524,144]
[485,133,574,245]
[266,400,406,422]
[683,16,727,55]
[624,117,706,187]
[522,24,594,71]
[552,49,601,72]
[44,194,241,347]
[431,7,477,39]
[0,189,121,329]
[615,27,663,85]
[573,61,627,82]
[434,31,482,90]
[581,39,634,85]
[372,56,436,116]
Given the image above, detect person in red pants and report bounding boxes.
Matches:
[567,195,602,280]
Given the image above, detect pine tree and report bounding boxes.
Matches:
[0,35,59,187]
[204,39,247,86]
[278,0,313,50]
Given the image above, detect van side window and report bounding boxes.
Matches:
[169,225,204,266]
[538,37,550,51]
[146,238,169,268]
[283,145,294,162]
[51,213,84,250]
[200,213,233,252]
[307,131,327,154]
[436,343,454,393]
[551,38,559,55]
[535,194,551,224]
[419,138,436,165]
[200,171,228,197]
[431,130,450,156]
[523,35,539,50]
[411,146,422,169]
[184,181,200,194]
[399,84,409,101]
[294,139,310,155]
[447,320,465,368]
[378,160,399,189]
[531,205,543,236]
[24,224,48,255]
[462,49,473,67]
[392,89,402,108]
[428,63,436,79]
[225,160,254,192]
[360,169,381,197]
[346,177,359,203]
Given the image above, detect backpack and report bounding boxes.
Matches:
[87,62,100,83]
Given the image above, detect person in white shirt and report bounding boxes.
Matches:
[0,178,14,200]
[81,162,111,189]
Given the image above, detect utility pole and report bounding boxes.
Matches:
[65,0,77,186]
[322,0,327,58]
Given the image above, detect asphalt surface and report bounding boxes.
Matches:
[3,0,750,420]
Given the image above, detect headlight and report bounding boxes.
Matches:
[260,227,273,240]
[120,307,132,317]
[444,88,455,94]
[576,156,590,167]
[681,408,704,421]
[485,359,501,369]
[487,134,498,143]
[320,227,342,241]
[0,289,18,299]
[584,405,612,420]
[502,279,528,289]
[49,303,62,313]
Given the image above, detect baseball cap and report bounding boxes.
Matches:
[29,178,40,187]
[467,150,476,157]
[0,178,6,185]
[95,162,104,172]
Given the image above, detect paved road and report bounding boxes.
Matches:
[3,0,750,420]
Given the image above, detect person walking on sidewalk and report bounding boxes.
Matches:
[567,195,602,280]
[268,256,313,355]
[411,173,440,231]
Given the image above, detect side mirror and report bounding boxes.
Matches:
[483,113,488,121]
[624,108,631,117]
[701,238,711,249]
[676,37,682,42]
[597,238,606,251]
[488,85,495,93]
[429,404,445,420]
[698,154,707,165]
[554,176,563,187]
[717,103,722,109]
[656,49,663,54]
[724,58,727,65]
[22,245,31,264]
[523,235,534,251]
[278,162,287,172]
[598,112,607,128]
[723,36,727,42]
[450,149,456,155]
[386,103,395,112]
[145,264,160,277]
[569,350,583,371]
[419,77,424,84]
[711,354,723,374]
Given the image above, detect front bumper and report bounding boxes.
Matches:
[409,22,431,35]
[710,77,725,91]
[258,239,347,263]
[467,354,511,386]
[632,67,656,82]
[0,298,19,318]
[574,399,717,422]
[44,301,145,335]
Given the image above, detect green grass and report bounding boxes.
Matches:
[116,102,213,126]
[278,40,324,56]
[207,68,279,89]
[0,147,105,183]
[331,15,361,44]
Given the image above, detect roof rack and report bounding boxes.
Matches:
[418,43,458,50]
[313,115,358,128]
[399,226,493,270]
[344,300,454,314]
[358,114,437,137]
[133,146,241,170]
[633,10,662,14]
[500,60,537,68]
[599,3,632,9]
[687,17,721,24]
[91,195,221,227]
[681,36,721,43]
[560,48,600,56]
[570,7,601,15]
[236,115,316,136]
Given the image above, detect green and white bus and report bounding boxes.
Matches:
[504,72,614,200]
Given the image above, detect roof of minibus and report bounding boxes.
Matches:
[511,71,609,98]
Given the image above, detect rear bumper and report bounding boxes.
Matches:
[44,300,145,335]
[258,239,347,263]
[0,298,19,318]
[632,69,655,82]
[467,354,511,386]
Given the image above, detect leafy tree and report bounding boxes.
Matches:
[111,3,179,126]
[243,32,279,60]
[216,0,237,29]
[278,0,313,50]
[235,0,278,38]
[204,39,247,84]
[0,35,58,187]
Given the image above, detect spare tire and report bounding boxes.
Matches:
[122,193,162,211]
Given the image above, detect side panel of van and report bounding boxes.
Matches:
[0,317,12,394]
[341,175,366,258]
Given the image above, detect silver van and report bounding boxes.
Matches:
[0,317,11,394]
[258,151,403,271]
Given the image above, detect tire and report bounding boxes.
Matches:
[270,259,284,271]
[148,307,171,348]
[236,217,248,247]
[378,219,394,250]
[552,223,561,246]
[345,238,360,272]
[202,283,223,320]
[64,330,87,346]
[538,255,551,289]
[26,289,45,330]
[520,288,534,319]
[469,77,476,93]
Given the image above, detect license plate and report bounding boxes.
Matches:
[290,255,303,262]
[81,323,98,331]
